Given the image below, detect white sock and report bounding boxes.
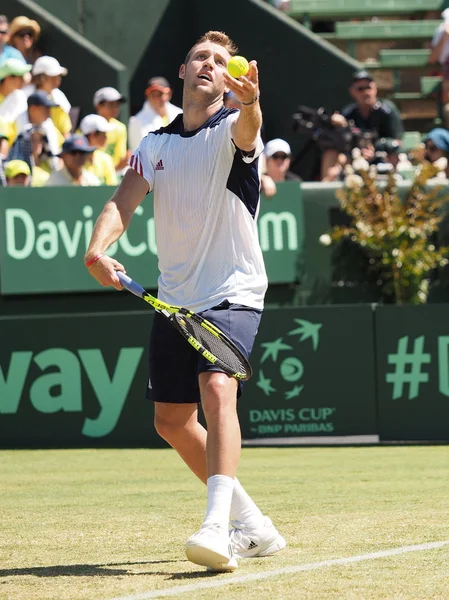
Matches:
[202,475,235,531]
[230,478,265,528]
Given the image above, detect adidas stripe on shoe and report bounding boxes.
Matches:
[229,516,287,559]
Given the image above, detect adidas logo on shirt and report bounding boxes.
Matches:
[155,159,164,171]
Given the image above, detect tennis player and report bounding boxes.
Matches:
[85,31,286,572]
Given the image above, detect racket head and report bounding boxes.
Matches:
[169,310,253,381]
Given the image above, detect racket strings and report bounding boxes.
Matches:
[173,313,249,375]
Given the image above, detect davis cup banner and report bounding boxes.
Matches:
[0,182,303,294]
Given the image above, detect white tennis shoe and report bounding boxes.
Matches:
[229,516,287,558]
[186,523,238,572]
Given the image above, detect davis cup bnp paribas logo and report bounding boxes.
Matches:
[248,318,336,436]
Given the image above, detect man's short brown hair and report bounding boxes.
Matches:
[184,31,238,64]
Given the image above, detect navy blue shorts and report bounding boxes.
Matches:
[147,301,262,403]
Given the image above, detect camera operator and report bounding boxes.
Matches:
[321,71,403,180]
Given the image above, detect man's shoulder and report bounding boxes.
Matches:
[341,103,358,117]
[376,99,400,116]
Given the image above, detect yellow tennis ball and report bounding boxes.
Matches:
[227,56,249,78]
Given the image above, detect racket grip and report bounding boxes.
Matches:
[116,271,146,298]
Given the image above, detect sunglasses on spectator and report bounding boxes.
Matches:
[15,29,34,38]
[354,85,372,92]
[425,142,438,152]
[0,29,9,35]
[68,150,87,156]
[271,153,289,160]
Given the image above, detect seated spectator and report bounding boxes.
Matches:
[265,138,301,182]
[430,9,449,105]
[5,159,31,186]
[45,135,100,186]
[0,58,32,143]
[79,114,118,186]
[128,76,182,151]
[322,70,403,180]
[261,139,301,198]
[29,128,51,186]
[93,86,128,170]
[0,15,26,63]
[25,56,71,141]
[8,16,40,64]
[13,91,61,168]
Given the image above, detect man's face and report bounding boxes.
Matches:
[89,131,107,149]
[180,41,231,101]
[97,100,121,120]
[147,88,171,111]
[31,131,45,156]
[266,152,291,180]
[350,79,377,108]
[1,74,23,93]
[63,150,88,176]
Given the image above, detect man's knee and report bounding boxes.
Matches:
[200,374,237,419]
[153,403,197,443]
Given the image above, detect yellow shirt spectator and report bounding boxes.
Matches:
[105,117,127,168]
[79,113,119,186]
[31,165,50,187]
[93,87,128,169]
[85,149,118,186]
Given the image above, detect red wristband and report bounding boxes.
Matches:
[85,253,104,268]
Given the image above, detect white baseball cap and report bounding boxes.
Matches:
[79,114,115,135]
[93,86,125,105]
[264,138,292,158]
[32,56,68,77]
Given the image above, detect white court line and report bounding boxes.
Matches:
[109,540,449,600]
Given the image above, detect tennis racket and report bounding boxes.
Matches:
[116,271,252,381]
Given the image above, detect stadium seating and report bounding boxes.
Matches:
[288,0,448,132]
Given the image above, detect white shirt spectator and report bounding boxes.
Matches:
[45,165,100,186]
[128,100,182,152]
[0,88,27,122]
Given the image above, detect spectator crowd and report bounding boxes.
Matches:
[1,10,449,191]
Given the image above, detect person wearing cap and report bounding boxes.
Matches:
[321,70,403,181]
[79,114,118,186]
[12,90,61,169]
[0,58,31,144]
[45,134,100,187]
[0,15,26,63]
[24,56,71,141]
[128,76,182,152]
[261,138,301,196]
[94,86,128,170]
[340,71,403,140]
[424,128,449,177]
[8,16,40,64]
[4,159,31,186]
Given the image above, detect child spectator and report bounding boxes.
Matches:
[93,87,128,171]
[0,58,32,144]
[5,159,31,186]
[25,56,71,142]
[79,114,118,186]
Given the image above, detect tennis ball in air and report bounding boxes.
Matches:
[227,56,249,78]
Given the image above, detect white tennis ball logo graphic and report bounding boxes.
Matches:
[280,357,303,382]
